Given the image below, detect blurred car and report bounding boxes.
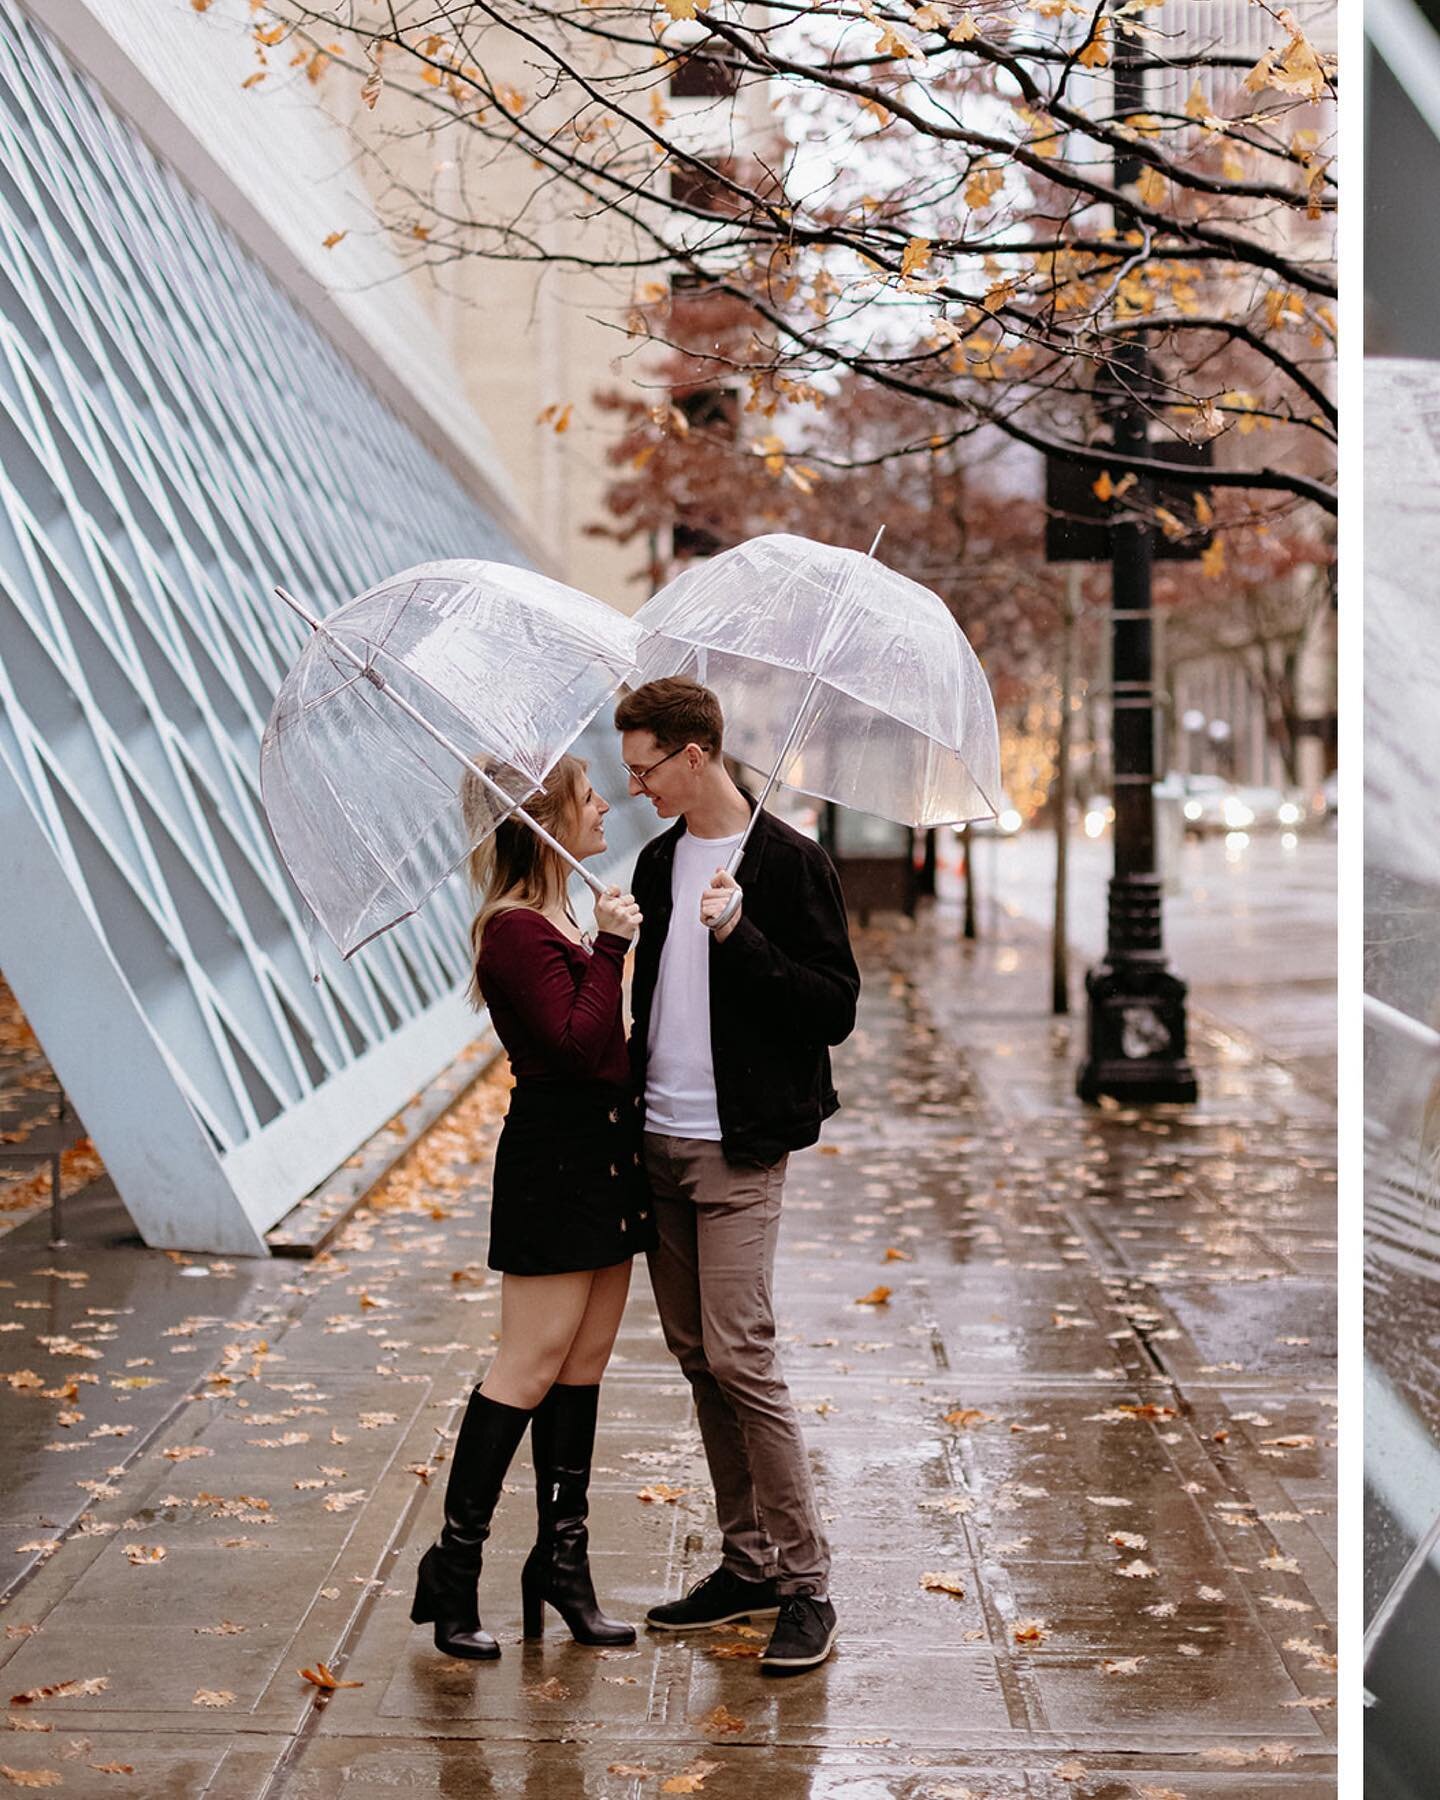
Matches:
[1160,772,1231,835]
[1174,779,1311,837]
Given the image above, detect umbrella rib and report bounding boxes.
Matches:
[368,580,416,664]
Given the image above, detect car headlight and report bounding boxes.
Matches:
[1277,802,1301,825]
[999,808,1022,835]
[1222,798,1254,828]
[1083,809,1107,838]
[1183,800,1203,821]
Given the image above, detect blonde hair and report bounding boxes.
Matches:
[460,754,588,1009]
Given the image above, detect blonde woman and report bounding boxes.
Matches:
[410,755,653,1660]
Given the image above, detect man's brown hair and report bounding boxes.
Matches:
[614,676,724,755]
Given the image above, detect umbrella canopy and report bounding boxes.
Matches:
[260,559,641,957]
[633,533,1000,830]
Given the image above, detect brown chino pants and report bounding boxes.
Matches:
[643,1133,831,1595]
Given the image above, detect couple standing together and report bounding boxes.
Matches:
[410,676,861,1676]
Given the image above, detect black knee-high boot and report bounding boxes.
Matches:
[521,1382,635,1646]
[410,1389,532,1659]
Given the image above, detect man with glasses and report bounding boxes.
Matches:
[613,675,860,1675]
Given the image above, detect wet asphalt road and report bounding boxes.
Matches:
[0,911,1335,1797]
[981,829,1337,1100]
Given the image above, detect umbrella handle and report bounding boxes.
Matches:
[705,885,744,934]
[274,588,608,899]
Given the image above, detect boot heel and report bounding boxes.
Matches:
[410,1551,437,1624]
[522,1584,545,1640]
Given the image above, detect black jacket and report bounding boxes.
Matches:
[628,805,861,1166]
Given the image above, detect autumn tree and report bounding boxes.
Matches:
[590,285,1059,690]
[248,0,1337,531]
[1157,513,1334,781]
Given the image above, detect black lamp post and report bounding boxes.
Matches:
[1075,15,1197,1106]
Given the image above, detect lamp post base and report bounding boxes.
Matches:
[1076,957,1198,1106]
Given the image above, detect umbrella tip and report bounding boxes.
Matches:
[275,586,319,630]
[867,525,886,558]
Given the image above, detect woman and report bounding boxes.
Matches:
[410,754,653,1660]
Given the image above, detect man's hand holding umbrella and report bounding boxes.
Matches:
[699,867,742,942]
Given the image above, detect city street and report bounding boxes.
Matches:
[0,2,1341,1794]
[959,830,1338,1100]
[0,912,1336,1797]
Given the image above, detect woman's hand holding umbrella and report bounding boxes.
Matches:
[595,887,643,941]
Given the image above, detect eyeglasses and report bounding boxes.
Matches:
[622,744,690,791]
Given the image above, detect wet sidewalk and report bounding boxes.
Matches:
[0,910,1336,1797]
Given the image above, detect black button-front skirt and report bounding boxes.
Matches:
[487,1080,656,1276]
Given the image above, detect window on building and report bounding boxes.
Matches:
[670,52,738,97]
[677,387,738,438]
[670,268,722,295]
[670,161,735,215]
[672,522,729,560]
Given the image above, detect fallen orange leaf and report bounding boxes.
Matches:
[661,1762,723,1795]
[298,1663,362,1691]
[10,1677,108,1704]
[697,1703,746,1734]
[637,1483,687,1504]
[523,1675,570,1700]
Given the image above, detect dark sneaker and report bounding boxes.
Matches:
[645,1565,781,1631]
[760,1586,838,1675]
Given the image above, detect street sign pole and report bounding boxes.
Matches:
[1076,14,1197,1105]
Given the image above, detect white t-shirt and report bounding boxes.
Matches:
[644,828,744,1139]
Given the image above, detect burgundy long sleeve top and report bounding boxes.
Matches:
[475,907,631,1085]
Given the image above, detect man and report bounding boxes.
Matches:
[615,675,860,1676]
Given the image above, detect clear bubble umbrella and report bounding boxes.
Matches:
[260,559,641,957]
[632,531,1001,924]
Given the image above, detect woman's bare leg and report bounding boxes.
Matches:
[480,1270,596,1409]
[554,1258,633,1385]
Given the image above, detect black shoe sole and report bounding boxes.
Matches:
[644,1604,781,1632]
[427,1631,501,1661]
[760,1624,838,1674]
